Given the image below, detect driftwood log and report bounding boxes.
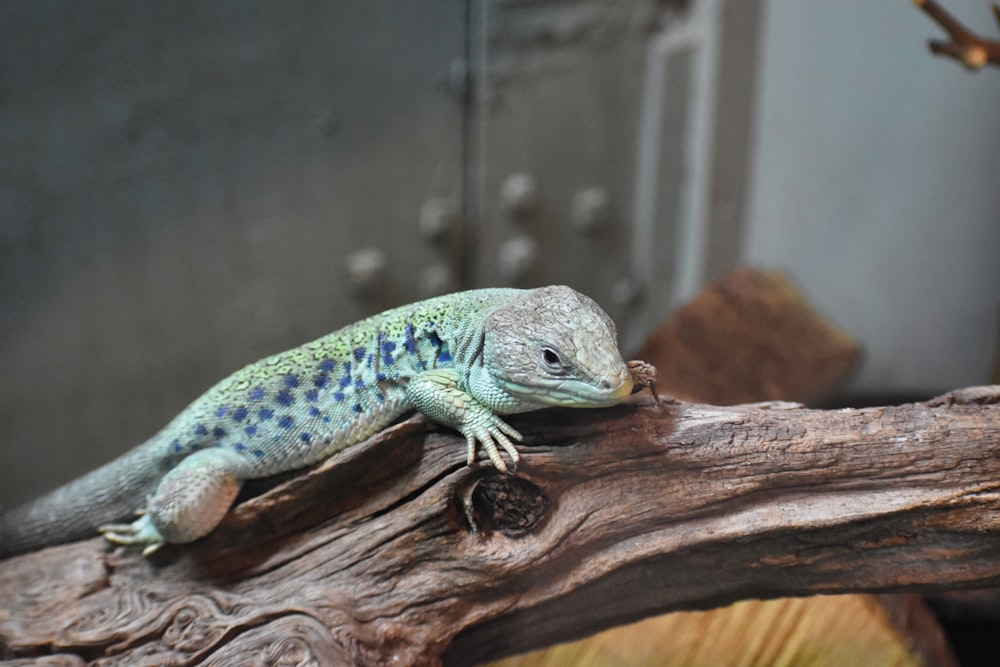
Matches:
[2,384,999,666]
[508,268,951,667]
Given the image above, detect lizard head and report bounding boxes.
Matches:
[483,285,634,408]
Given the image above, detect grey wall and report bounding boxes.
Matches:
[745,0,1000,394]
[0,0,674,507]
[0,2,469,505]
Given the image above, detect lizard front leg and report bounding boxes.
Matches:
[99,449,243,556]
[405,369,522,473]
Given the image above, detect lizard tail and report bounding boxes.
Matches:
[0,438,166,559]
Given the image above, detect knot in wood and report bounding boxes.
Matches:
[460,473,551,538]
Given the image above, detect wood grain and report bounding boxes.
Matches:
[2,385,998,665]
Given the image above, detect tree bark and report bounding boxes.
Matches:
[503,267,953,667]
[2,385,999,666]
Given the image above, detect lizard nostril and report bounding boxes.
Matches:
[601,380,612,390]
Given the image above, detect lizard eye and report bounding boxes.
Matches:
[541,346,563,370]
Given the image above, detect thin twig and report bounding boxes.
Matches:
[914,0,1000,70]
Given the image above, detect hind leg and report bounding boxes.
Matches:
[99,449,243,556]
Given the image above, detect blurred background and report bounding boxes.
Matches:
[1,1,998,509]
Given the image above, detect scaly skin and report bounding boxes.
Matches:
[0,286,633,557]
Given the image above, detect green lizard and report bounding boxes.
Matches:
[0,285,638,558]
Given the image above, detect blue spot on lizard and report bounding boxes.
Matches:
[381,339,396,366]
[404,322,417,354]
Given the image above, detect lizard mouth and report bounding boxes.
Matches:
[505,371,634,408]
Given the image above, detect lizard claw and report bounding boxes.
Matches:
[99,514,165,555]
[627,359,660,404]
[465,415,523,473]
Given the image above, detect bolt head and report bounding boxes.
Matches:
[419,263,457,297]
[500,173,540,220]
[497,234,539,282]
[344,248,387,298]
[571,187,611,234]
[419,198,458,241]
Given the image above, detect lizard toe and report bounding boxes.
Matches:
[98,514,164,551]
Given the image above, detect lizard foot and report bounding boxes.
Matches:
[404,368,525,473]
[627,359,660,404]
[99,514,165,557]
[465,415,523,473]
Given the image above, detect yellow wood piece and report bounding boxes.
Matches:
[491,596,934,667]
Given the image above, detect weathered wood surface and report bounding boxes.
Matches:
[2,385,999,666]
[499,266,955,667]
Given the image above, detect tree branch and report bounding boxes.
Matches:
[914,0,1000,69]
[2,385,999,665]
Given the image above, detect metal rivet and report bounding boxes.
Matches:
[418,263,457,298]
[344,248,387,298]
[419,198,458,242]
[497,234,539,283]
[571,187,611,234]
[499,173,540,221]
[612,276,643,307]
[442,58,469,99]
